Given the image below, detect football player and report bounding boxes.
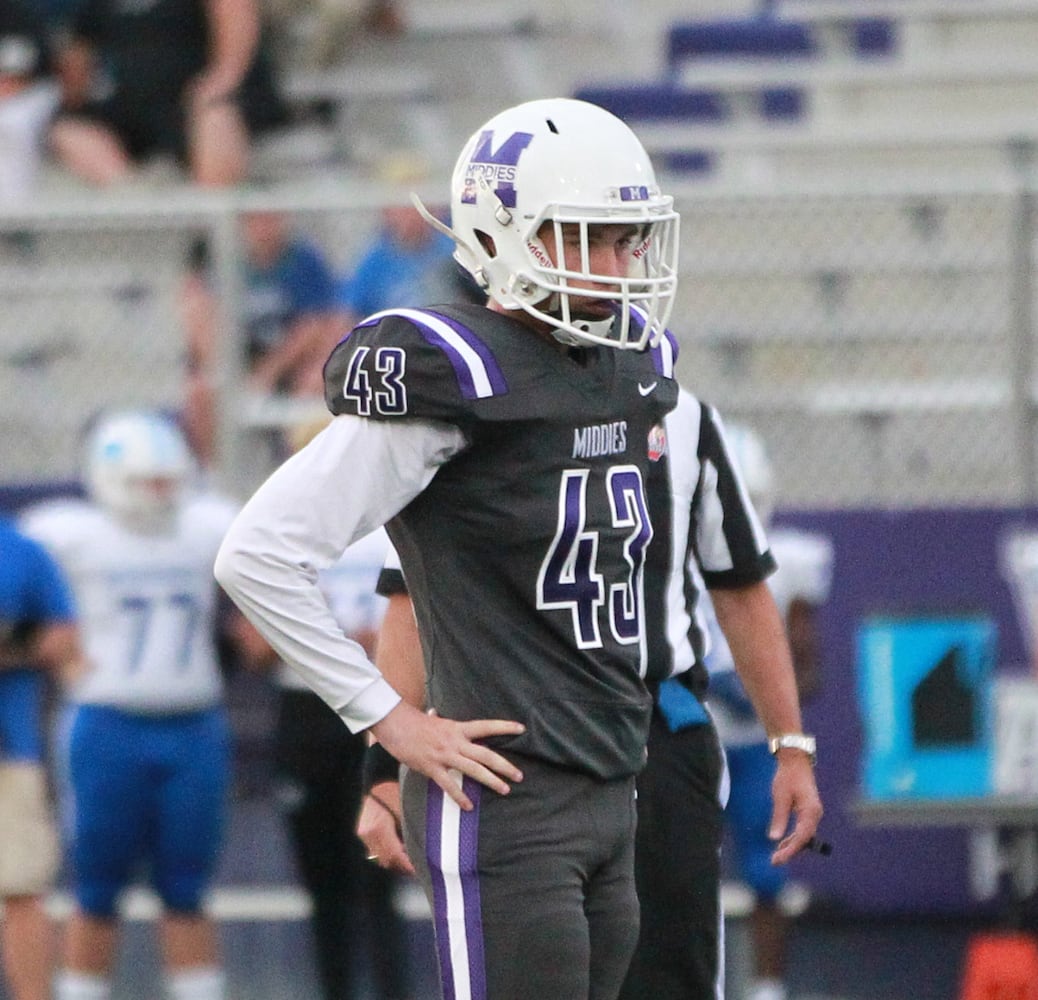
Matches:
[21,410,240,1000]
[0,516,79,1000]
[216,97,820,1000]
[357,389,823,1000]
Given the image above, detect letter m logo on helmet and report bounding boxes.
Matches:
[461,130,534,208]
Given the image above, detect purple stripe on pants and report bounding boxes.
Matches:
[426,776,487,1000]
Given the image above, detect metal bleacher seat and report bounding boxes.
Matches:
[261,0,557,177]
[573,3,1038,187]
[270,62,442,172]
[572,77,808,177]
[572,13,871,181]
[778,0,1038,62]
[572,15,825,178]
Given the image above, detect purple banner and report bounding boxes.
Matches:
[782,506,1038,916]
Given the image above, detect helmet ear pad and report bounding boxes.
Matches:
[470,230,497,293]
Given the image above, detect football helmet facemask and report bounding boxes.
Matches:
[85,410,192,533]
[414,97,680,350]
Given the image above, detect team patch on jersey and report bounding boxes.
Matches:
[647,422,667,462]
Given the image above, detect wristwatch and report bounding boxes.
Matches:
[768,733,817,765]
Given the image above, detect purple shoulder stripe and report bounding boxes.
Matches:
[356,308,508,400]
[651,329,678,377]
[629,305,678,376]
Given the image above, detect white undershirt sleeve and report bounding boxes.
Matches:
[214,413,466,732]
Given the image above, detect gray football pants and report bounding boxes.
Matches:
[402,754,640,1000]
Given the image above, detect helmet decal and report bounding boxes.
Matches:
[461,129,535,208]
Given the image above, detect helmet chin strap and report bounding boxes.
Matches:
[536,292,616,346]
[550,316,615,347]
[412,190,631,348]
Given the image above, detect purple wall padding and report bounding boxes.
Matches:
[781,506,1038,916]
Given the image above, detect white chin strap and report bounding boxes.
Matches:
[543,305,615,348]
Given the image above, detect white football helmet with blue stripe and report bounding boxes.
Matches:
[415,97,680,351]
[85,410,193,532]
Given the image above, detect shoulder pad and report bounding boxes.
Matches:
[324,308,510,422]
[631,305,679,376]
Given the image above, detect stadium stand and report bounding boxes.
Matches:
[261,1,550,175]
[571,1,1038,187]
[12,0,1038,509]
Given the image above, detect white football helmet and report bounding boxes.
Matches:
[414,97,680,350]
[85,410,192,532]
[724,422,776,529]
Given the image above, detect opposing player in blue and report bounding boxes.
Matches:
[0,516,80,1000]
[704,423,834,1000]
[21,410,240,1000]
[217,96,822,1000]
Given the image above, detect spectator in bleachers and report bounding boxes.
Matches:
[180,211,340,468]
[264,0,403,69]
[47,0,288,188]
[0,0,61,204]
[336,161,485,327]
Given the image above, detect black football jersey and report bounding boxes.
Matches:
[325,303,678,779]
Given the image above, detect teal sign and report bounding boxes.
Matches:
[857,615,996,799]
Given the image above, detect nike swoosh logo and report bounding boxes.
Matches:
[638,381,658,396]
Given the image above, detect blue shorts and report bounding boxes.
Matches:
[724,740,786,902]
[61,704,230,917]
[0,669,46,760]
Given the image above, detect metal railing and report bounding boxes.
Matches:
[2,171,1037,509]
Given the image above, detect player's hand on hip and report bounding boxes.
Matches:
[768,752,823,866]
[357,781,414,875]
[371,702,525,810]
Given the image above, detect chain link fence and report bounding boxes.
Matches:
[0,179,1034,510]
[670,181,1033,508]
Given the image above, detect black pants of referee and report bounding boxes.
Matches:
[274,688,411,1000]
[620,711,726,1000]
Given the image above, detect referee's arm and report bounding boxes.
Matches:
[712,581,823,865]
